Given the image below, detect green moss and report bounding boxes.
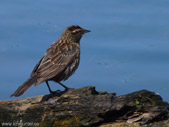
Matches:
[135,99,140,105]
[52,116,80,127]
[23,106,44,122]
[0,107,17,123]
[39,119,54,127]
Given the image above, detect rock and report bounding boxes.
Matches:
[0,86,168,127]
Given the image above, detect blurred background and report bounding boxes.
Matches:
[0,0,169,101]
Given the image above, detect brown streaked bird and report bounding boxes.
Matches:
[10,25,90,97]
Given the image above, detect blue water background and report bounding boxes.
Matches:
[0,0,169,101]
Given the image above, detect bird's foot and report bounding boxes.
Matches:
[50,90,62,94]
[49,88,74,96]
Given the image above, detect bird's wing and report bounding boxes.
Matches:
[30,40,61,77]
[34,42,79,85]
[30,56,44,77]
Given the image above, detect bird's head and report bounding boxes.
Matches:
[60,25,90,42]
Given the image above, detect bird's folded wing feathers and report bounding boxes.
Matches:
[30,57,44,77]
[33,45,79,86]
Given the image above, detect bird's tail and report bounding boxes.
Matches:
[10,75,37,97]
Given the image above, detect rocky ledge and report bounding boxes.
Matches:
[0,86,168,127]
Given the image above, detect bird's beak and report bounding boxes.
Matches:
[83,29,91,34]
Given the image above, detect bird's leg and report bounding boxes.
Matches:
[46,81,54,94]
[58,82,70,91]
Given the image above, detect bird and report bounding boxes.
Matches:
[10,25,90,97]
